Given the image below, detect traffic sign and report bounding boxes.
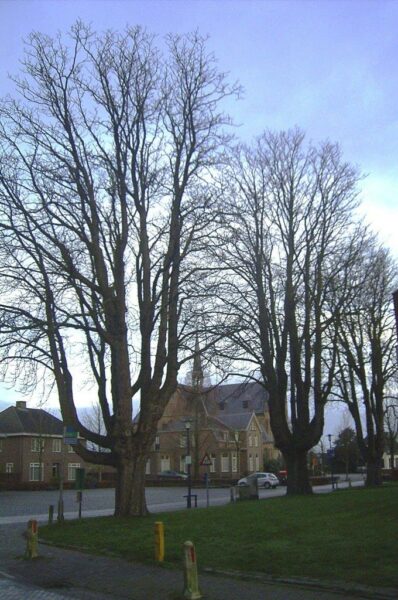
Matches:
[200,453,212,466]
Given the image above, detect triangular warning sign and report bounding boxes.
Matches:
[200,453,212,466]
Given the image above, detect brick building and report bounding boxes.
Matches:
[146,349,280,481]
[0,400,86,485]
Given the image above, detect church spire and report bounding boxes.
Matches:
[192,335,203,389]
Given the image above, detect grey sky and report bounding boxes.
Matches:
[0,0,396,433]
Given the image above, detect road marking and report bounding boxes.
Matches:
[0,570,15,579]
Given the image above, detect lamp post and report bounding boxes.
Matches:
[327,434,334,490]
[185,421,192,508]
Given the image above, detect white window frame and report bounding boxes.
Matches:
[249,454,253,472]
[145,458,151,475]
[221,453,229,473]
[68,445,75,453]
[180,455,187,473]
[160,455,170,471]
[31,438,45,452]
[52,462,60,478]
[6,462,13,473]
[67,463,81,481]
[231,452,237,473]
[52,438,62,453]
[249,434,253,447]
[210,453,216,473]
[29,462,44,481]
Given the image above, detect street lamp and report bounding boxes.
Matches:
[185,421,192,508]
[327,434,334,490]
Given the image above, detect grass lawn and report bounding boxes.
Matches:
[39,484,398,589]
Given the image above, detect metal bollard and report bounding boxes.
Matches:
[25,519,39,559]
[182,541,202,600]
[154,521,165,562]
[48,504,54,525]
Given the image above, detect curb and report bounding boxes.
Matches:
[202,567,398,600]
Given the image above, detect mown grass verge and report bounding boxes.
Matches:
[39,484,398,589]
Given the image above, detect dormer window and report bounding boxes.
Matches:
[242,400,248,409]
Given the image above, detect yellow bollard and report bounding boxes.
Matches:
[154,521,165,562]
[182,541,202,600]
[25,519,39,559]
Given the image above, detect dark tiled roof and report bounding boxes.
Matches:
[203,381,268,415]
[0,406,63,435]
[215,412,253,431]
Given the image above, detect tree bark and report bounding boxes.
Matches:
[365,456,383,487]
[284,449,313,495]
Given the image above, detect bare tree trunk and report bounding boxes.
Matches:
[284,449,312,495]
[114,459,134,517]
[130,456,149,516]
[365,457,383,487]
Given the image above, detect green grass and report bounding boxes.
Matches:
[40,485,398,589]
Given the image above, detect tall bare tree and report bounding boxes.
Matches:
[335,241,397,485]
[213,129,362,494]
[0,23,237,515]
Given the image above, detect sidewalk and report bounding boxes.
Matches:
[0,523,396,600]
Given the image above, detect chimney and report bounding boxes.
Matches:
[16,400,27,409]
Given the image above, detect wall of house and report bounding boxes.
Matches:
[0,435,86,483]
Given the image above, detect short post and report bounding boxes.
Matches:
[25,519,39,559]
[154,521,165,562]
[348,478,352,488]
[183,541,202,600]
[48,504,54,525]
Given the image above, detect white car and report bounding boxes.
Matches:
[238,472,280,489]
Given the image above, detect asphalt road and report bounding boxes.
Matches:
[0,474,365,524]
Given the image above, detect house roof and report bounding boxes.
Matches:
[0,405,63,436]
[202,381,268,416]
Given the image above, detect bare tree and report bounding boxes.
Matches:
[0,23,237,515]
[334,240,397,486]
[213,129,362,494]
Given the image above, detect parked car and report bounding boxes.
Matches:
[238,472,280,489]
[158,470,188,480]
[277,470,288,485]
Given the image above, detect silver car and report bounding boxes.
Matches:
[238,472,280,489]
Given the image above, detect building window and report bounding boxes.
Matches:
[210,453,216,473]
[255,454,260,470]
[242,400,248,409]
[221,453,229,473]
[0,439,3,451]
[254,435,258,446]
[146,459,151,475]
[67,463,81,481]
[6,463,13,473]
[249,434,253,447]
[251,422,256,431]
[52,438,62,453]
[160,455,170,471]
[249,454,253,472]
[52,463,60,479]
[68,445,75,453]
[231,452,237,473]
[180,455,187,473]
[29,462,44,481]
[179,434,186,448]
[223,431,229,442]
[31,438,45,452]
